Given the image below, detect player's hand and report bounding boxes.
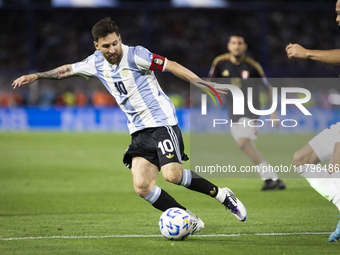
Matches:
[12,74,38,89]
[211,82,228,96]
[286,43,308,59]
[196,81,228,96]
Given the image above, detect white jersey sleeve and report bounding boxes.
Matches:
[72,54,97,79]
[133,46,167,73]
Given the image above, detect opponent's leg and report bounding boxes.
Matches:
[237,137,263,166]
[329,142,340,175]
[328,142,340,241]
[237,137,285,191]
[230,119,284,191]
[293,143,340,216]
[293,123,340,242]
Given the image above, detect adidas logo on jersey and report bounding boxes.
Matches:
[166,153,174,159]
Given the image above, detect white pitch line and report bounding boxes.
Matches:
[0,232,331,241]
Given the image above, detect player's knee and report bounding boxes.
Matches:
[133,180,152,198]
[162,165,182,184]
[163,171,182,184]
[237,139,249,151]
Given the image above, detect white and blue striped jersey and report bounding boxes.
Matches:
[72,44,178,134]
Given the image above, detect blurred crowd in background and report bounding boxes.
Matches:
[1,1,340,108]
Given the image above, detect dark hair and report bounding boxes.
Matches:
[92,17,119,42]
[228,33,247,43]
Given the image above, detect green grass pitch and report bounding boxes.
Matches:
[1,132,340,254]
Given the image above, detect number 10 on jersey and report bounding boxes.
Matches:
[115,81,127,95]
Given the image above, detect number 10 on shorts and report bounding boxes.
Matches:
[158,139,174,155]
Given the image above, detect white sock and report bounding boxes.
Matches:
[332,176,340,193]
[257,161,279,181]
[296,165,340,212]
[215,187,227,203]
[330,172,340,212]
[330,171,340,189]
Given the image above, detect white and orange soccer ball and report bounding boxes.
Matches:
[159,208,192,240]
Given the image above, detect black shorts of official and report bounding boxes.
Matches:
[123,125,189,170]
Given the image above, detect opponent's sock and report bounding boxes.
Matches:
[179,169,219,197]
[143,185,186,212]
[330,172,340,212]
[332,174,340,196]
[296,165,340,210]
[256,161,279,181]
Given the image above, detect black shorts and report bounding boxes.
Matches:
[123,125,189,169]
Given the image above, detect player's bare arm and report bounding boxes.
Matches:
[12,64,75,89]
[164,60,228,95]
[286,43,340,65]
[164,60,199,83]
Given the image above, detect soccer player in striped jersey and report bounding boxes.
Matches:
[209,34,286,191]
[286,0,340,242]
[12,17,247,233]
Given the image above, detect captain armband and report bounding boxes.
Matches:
[149,54,166,72]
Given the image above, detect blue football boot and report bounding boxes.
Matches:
[329,215,340,242]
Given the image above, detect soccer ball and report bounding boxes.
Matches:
[159,207,192,240]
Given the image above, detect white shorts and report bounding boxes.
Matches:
[230,117,258,142]
[309,122,340,162]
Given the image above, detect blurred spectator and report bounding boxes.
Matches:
[75,90,88,106]
[39,85,56,106]
[169,94,185,107]
[54,93,66,105]
[62,91,75,106]
[1,5,340,107]
[0,90,24,106]
[316,89,332,109]
[92,90,117,107]
[0,91,15,106]
[13,91,24,105]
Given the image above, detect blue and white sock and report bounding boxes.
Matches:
[179,169,192,187]
[143,185,161,205]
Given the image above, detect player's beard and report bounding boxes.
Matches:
[106,53,121,65]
